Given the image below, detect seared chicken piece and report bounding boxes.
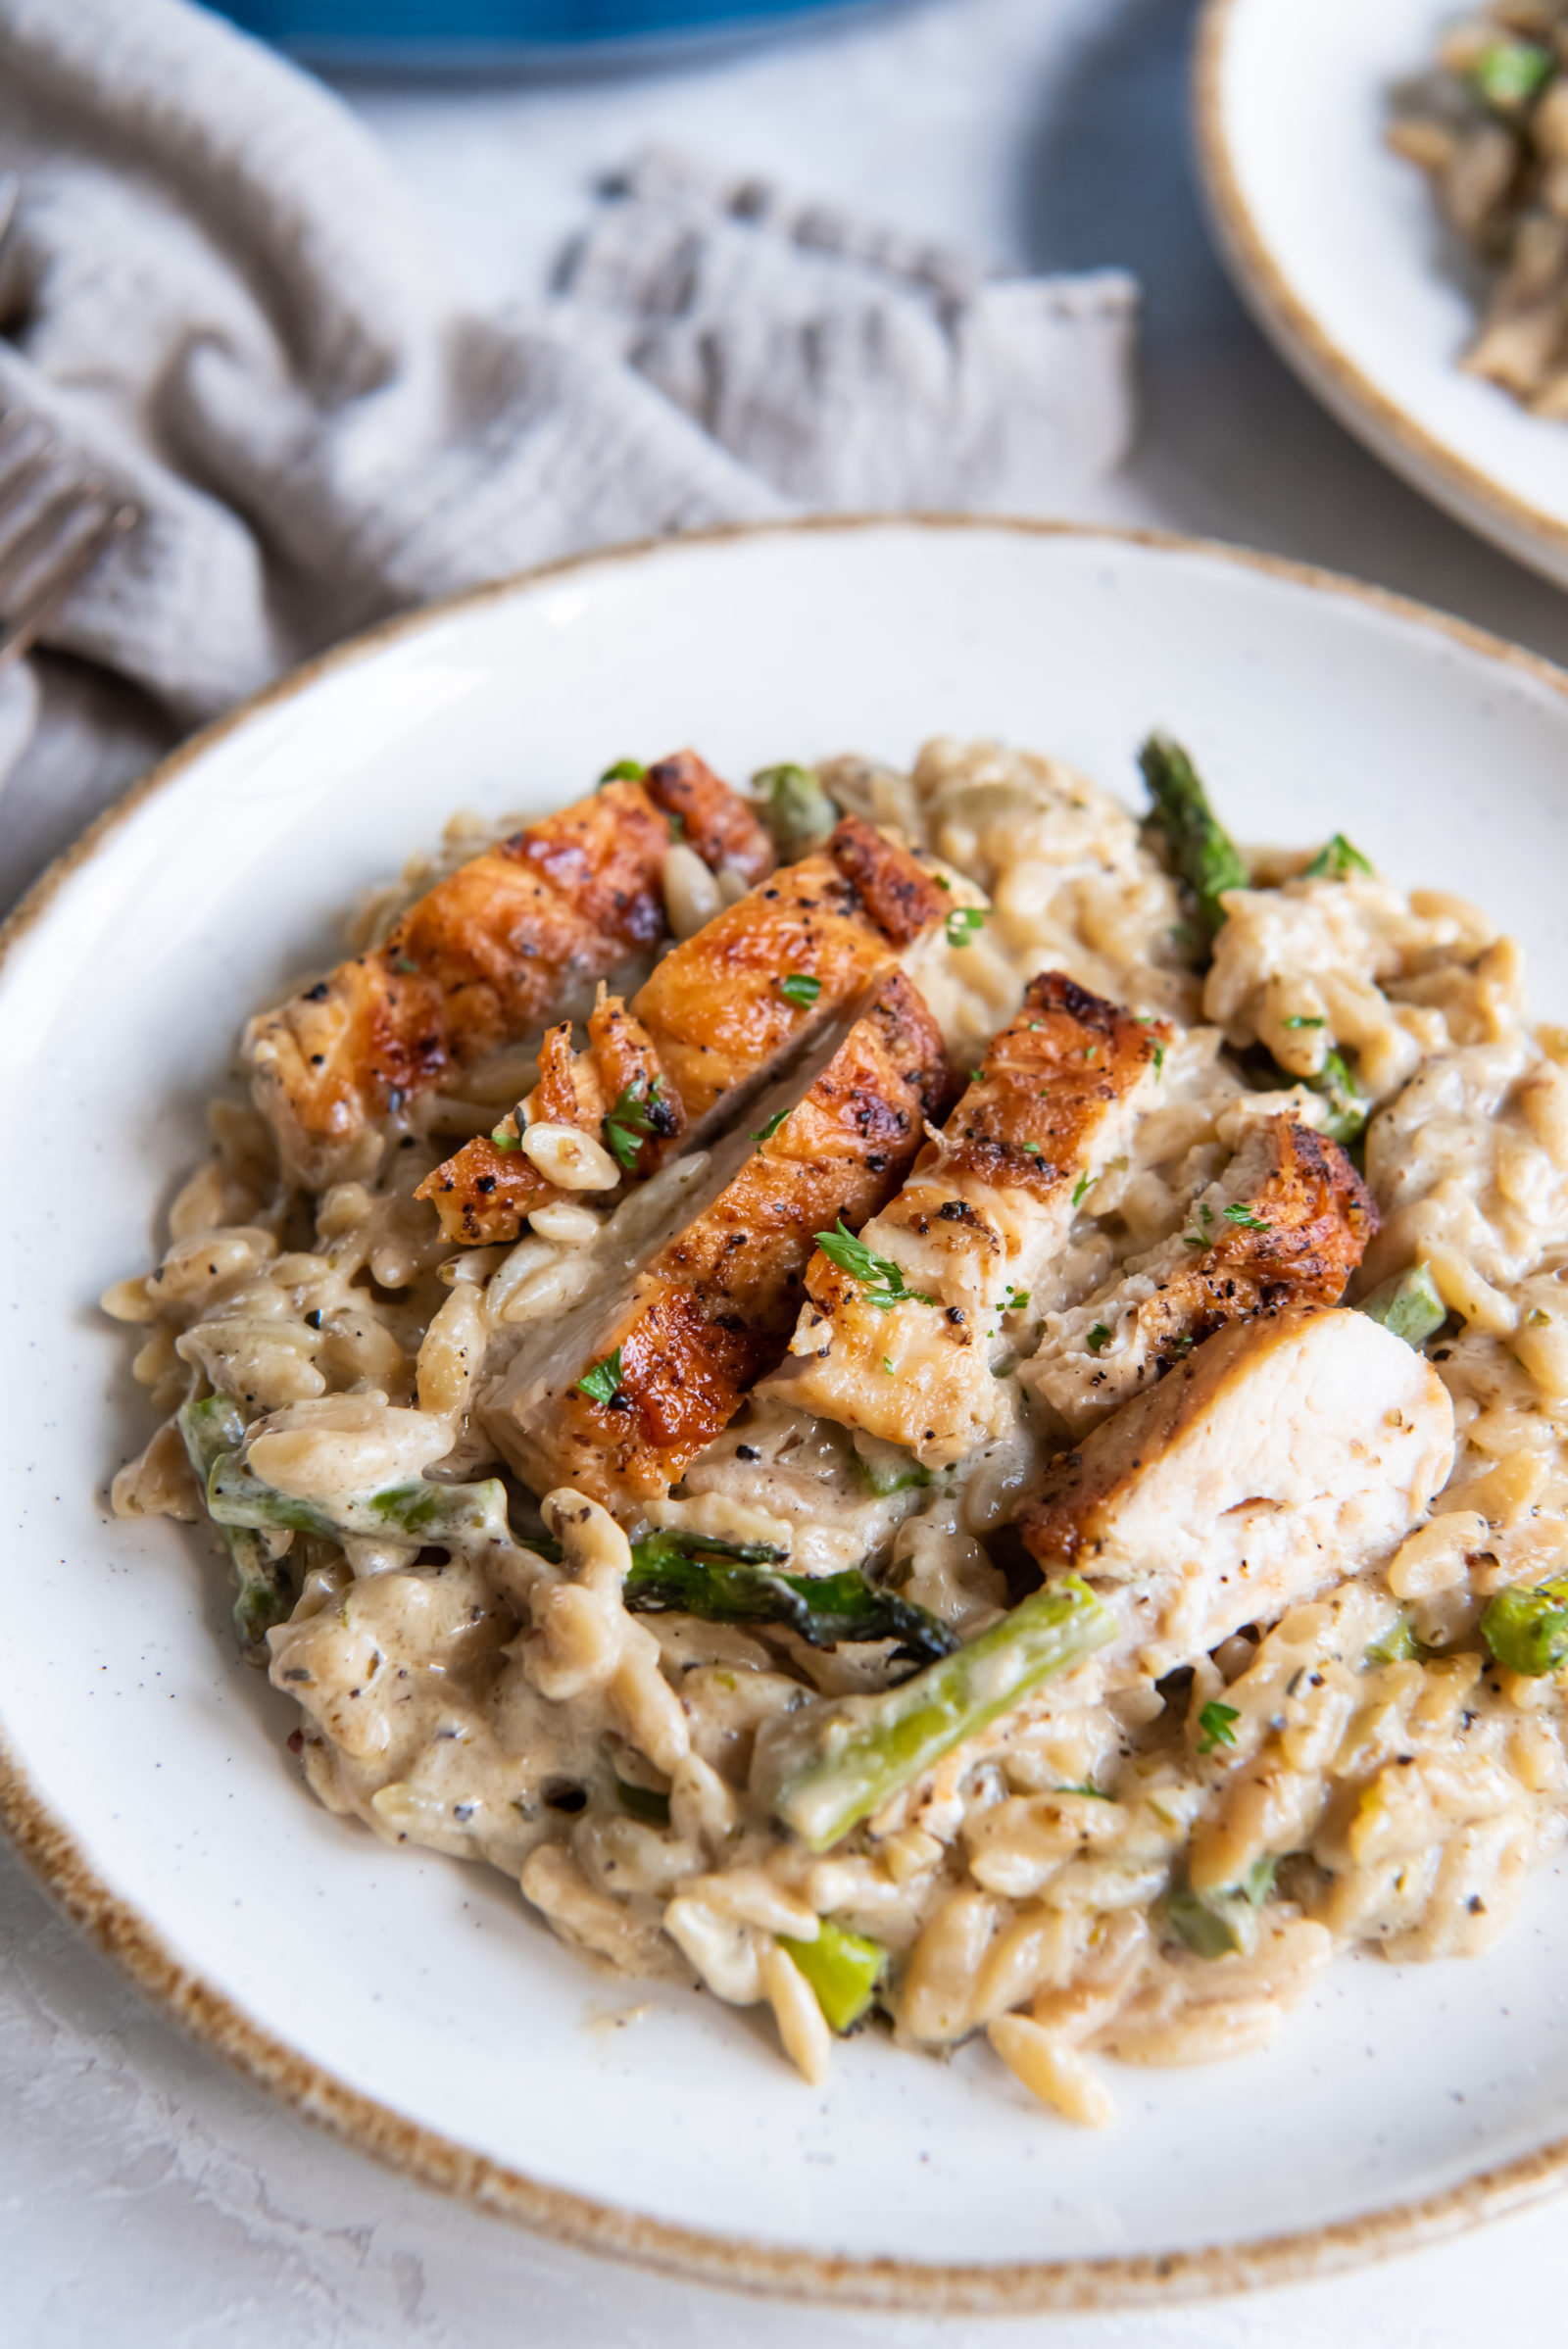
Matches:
[776,972,1169,1468]
[246,753,772,1187]
[418,815,951,1244]
[1024,1115,1377,1439]
[417,993,683,1247]
[481,973,956,1509]
[1020,1304,1453,1682]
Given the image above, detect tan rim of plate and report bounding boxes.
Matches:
[1194,0,1568,585]
[7,514,1568,2316]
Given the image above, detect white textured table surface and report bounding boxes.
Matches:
[9,0,1568,2338]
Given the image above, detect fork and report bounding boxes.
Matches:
[0,175,141,676]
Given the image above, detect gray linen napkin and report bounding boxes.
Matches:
[0,0,1138,908]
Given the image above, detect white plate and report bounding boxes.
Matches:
[7,518,1568,2316]
[1197,0,1568,591]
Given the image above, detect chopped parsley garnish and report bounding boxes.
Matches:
[816,1220,934,1310]
[1086,1323,1111,1354]
[604,1077,665,1172]
[576,1347,625,1407]
[490,1125,523,1152]
[752,1108,789,1148]
[1054,1782,1115,1801]
[1152,1043,1165,1076]
[1198,1700,1241,1754]
[600,759,646,784]
[778,972,822,1006]
[883,1355,896,1375]
[1281,1013,1325,1030]
[1004,1286,1031,1312]
[1072,1172,1093,1208]
[945,905,988,949]
[970,1067,985,1084]
[1222,1202,1272,1231]
[1182,1201,1216,1249]
[1302,833,1372,881]
[394,954,418,974]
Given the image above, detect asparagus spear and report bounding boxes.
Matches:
[625,1529,956,1666]
[1482,1576,1568,1677]
[754,763,839,862]
[776,1918,888,2031]
[1305,1046,1370,1146]
[1166,1856,1276,1960]
[208,1450,521,1552]
[1139,732,1250,948]
[773,1575,1116,1851]
[1358,1264,1446,1348]
[177,1395,293,1648]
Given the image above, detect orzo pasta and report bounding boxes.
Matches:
[107,735,1568,2125]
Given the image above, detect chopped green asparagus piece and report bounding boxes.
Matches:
[773,1576,1116,1851]
[625,1529,956,1666]
[1473,37,1554,112]
[1482,1575,1568,1677]
[1306,1047,1369,1144]
[1166,1856,1276,1960]
[853,1437,933,1497]
[1243,1038,1370,1144]
[177,1396,293,1648]
[615,1780,671,1825]
[754,762,838,861]
[1358,1264,1446,1348]
[1364,1609,1423,1667]
[208,1452,520,1551]
[1138,733,1250,947]
[776,1918,889,2032]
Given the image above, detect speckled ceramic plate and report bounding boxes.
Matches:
[6,518,1568,2315]
[1197,0,1568,591]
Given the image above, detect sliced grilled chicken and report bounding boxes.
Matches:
[1020,1304,1453,1683]
[416,993,683,1247]
[1024,1114,1377,1440]
[480,973,956,1509]
[418,815,951,1245]
[246,753,772,1187]
[775,972,1169,1468]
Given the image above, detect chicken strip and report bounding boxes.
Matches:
[246,752,772,1186]
[417,815,951,1245]
[1024,1114,1377,1439]
[776,972,1169,1467]
[480,973,956,1509]
[1020,1303,1454,1682]
[416,993,683,1247]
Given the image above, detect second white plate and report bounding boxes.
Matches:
[1197,0,1568,590]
